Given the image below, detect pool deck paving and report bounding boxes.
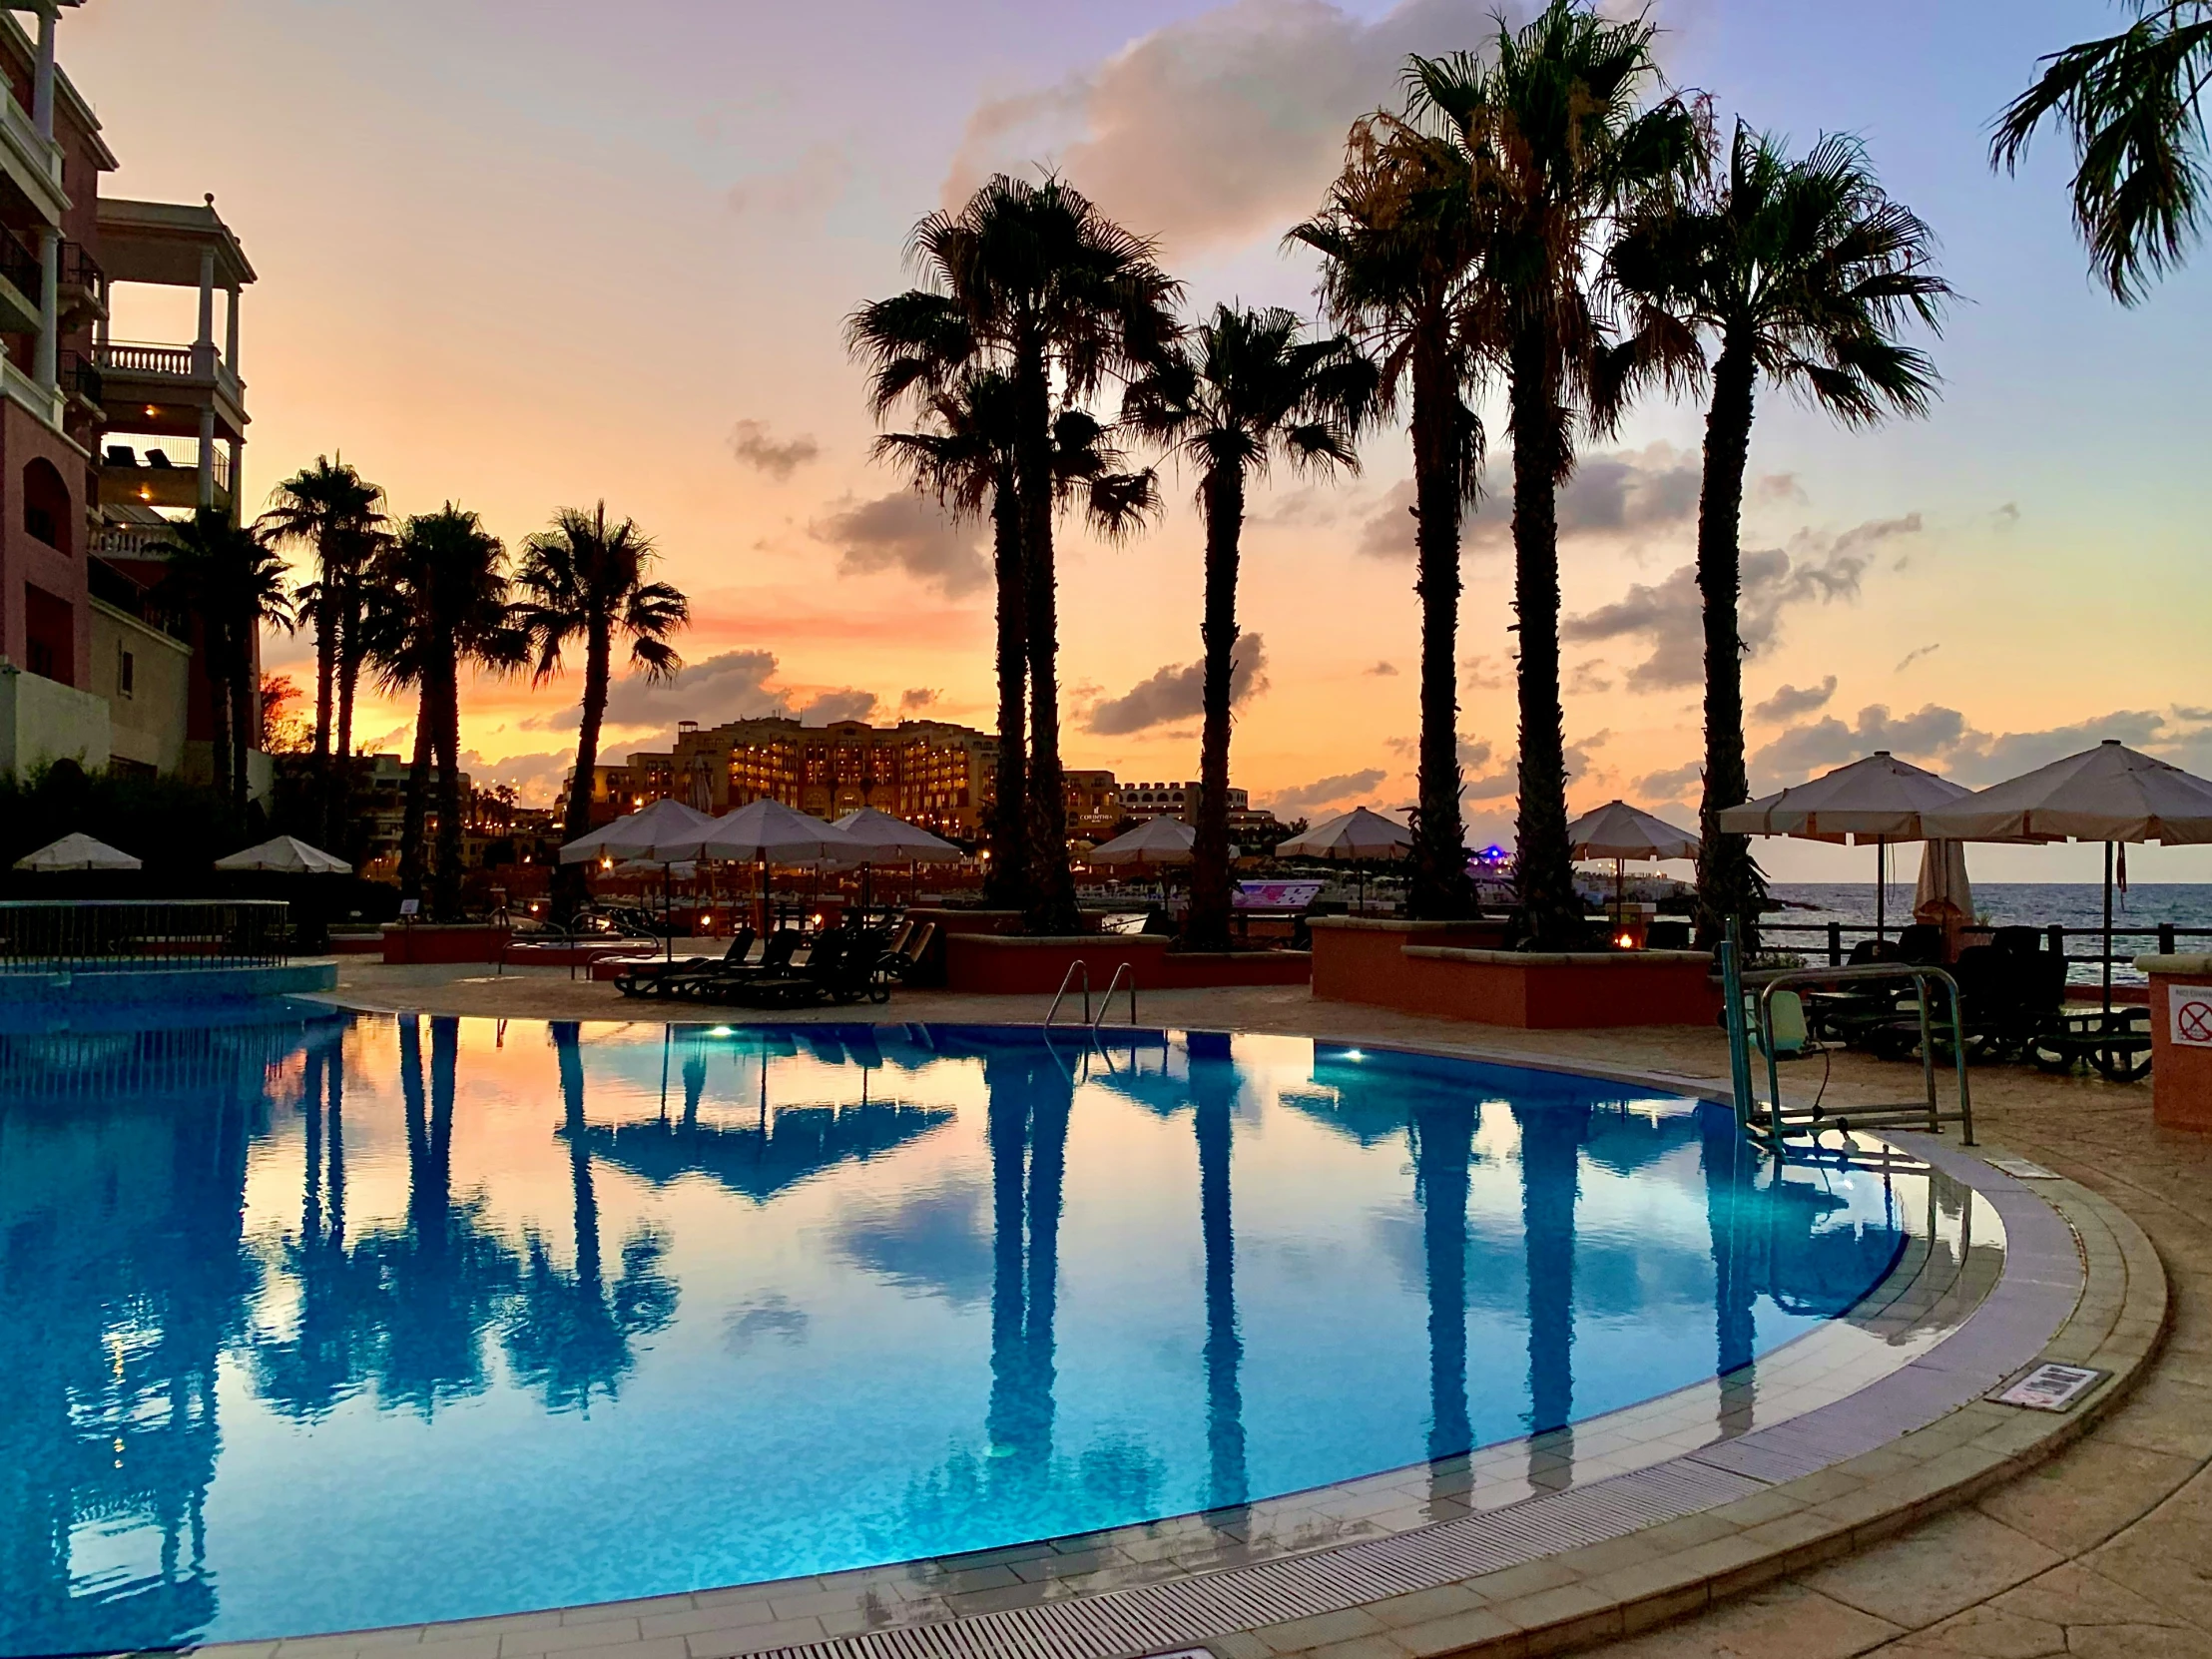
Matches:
[278,958,2212,1659]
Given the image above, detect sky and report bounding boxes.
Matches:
[65,0,2212,879]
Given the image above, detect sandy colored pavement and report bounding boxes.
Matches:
[317,958,2212,1659]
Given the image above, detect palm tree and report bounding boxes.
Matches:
[1292,121,1490,919]
[513,505,689,919]
[155,507,295,809]
[365,507,524,916]
[1123,305,1377,949]
[1606,126,1949,949]
[870,371,1158,913]
[1406,3,1704,947]
[849,175,1181,931]
[261,457,386,839]
[1993,1,2212,303]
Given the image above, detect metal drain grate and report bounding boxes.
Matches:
[740,1461,1766,1659]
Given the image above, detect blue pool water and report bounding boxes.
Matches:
[0,1008,1913,1654]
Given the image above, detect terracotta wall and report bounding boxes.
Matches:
[944,933,1311,994]
[2148,970,2212,1132]
[1312,919,1720,1029]
[1309,918,1509,1004]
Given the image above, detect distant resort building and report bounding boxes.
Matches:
[0,2,261,789]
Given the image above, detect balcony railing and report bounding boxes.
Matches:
[88,554,192,640]
[58,240,104,301]
[57,347,100,404]
[92,521,173,560]
[0,83,62,195]
[97,339,197,377]
[0,900,291,972]
[0,224,35,305]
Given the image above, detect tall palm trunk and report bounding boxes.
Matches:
[398,700,431,903]
[1410,325,1472,919]
[205,626,235,807]
[330,594,362,850]
[555,618,613,918]
[312,587,335,765]
[1509,325,1577,947]
[1013,343,1076,933]
[1693,340,1761,951]
[1189,463,1245,950]
[432,662,465,919]
[231,651,254,811]
[987,469,1030,912]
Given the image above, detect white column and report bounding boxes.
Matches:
[194,246,216,381]
[225,283,240,379]
[227,437,243,526]
[198,407,217,509]
[33,227,56,390]
[31,3,55,142]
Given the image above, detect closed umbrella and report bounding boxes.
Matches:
[215,834,352,874]
[1924,740,2212,1011]
[1913,841,1973,932]
[14,832,141,871]
[832,807,964,916]
[1718,751,1973,940]
[1566,800,1698,924]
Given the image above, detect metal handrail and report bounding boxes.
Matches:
[1044,959,1090,1028]
[1094,961,1136,1035]
[1731,959,1974,1146]
[0,898,291,971]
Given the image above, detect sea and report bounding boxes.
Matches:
[1766,882,2212,984]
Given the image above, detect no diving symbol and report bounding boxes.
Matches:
[2177,994,2212,1047]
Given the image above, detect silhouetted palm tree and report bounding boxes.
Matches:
[364,507,525,914]
[849,175,1181,930]
[1125,305,1377,948]
[1607,126,1949,949]
[1993,1,2212,302]
[513,505,689,918]
[261,456,387,840]
[155,507,295,809]
[870,374,1161,908]
[1407,3,1704,946]
[1292,122,1490,919]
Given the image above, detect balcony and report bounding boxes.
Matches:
[0,80,64,226]
[58,241,104,319]
[88,555,191,642]
[93,338,247,441]
[0,224,37,336]
[99,440,231,512]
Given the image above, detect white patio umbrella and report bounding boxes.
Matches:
[1567,800,1698,919]
[656,799,863,935]
[832,807,964,914]
[1924,740,2212,1010]
[14,831,140,871]
[215,834,352,874]
[558,797,715,865]
[1718,751,1973,939]
[1089,815,1198,865]
[1276,806,1413,860]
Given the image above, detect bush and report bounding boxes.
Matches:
[0,763,259,885]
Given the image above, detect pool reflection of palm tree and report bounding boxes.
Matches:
[1700,1109,1759,1436]
[983,1051,1071,1477]
[1408,1098,1477,1467]
[1189,1044,1249,1515]
[1514,1102,1590,1491]
[366,1017,517,1415]
[504,1024,678,1412]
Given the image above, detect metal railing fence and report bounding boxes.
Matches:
[0,900,290,971]
[1762,919,2212,976]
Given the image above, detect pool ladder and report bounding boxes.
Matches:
[1044,958,1137,1038]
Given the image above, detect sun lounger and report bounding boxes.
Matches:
[690,926,897,1008]
[611,927,756,998]
[661,927,804,1001]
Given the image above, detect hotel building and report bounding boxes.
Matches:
[0,1,260,788]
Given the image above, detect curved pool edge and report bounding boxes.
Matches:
[170,1038,2171,1659]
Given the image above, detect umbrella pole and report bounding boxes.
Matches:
[759,855,770,937]
[2103,839,2115,1017]
[1616,857,1625,933]
[665,862,673,961]
[1876,838,1886,942]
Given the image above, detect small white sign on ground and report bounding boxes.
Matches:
[2172,988,2212,1049]
[1993,1363,2105,1412]
[1987,1157,2060,1180]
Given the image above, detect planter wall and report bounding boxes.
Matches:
[1311,918,1717,1028]
[944,933,1311,995]
[382,922,514,965]
[2139,954,2212,1132]
[1308,917,1511,1004]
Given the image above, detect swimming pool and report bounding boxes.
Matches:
[0,1010,1915,1655]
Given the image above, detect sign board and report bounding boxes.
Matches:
[2172,988,2212,1049]
[1987,1157,2059,1180]
[1235,879,1324,911]
[398,898,420,917]
[1992,1363,2105,1412]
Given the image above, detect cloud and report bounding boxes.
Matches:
[816,491,988,598]
[1562,514,1921,691]
[1895,642,1940,673]
[728,419,821,479]
[1463,442,1702,555]
[899,687,941,713]
[1458,736,1493,770]
[1355,478,1419,560]
[520,647,877,742]
[1366,660,1398,677]
[1635,760,1703,800]
[1992,502,2020,531]
[1462,655,1505,691]
[1751,676,1838,722]
[801,689,881,726]
[1086,632,1268,735]
[1566,659,1614,695]
[1269,768,1387,812]
[1754,473,1807,506]
[941,0,1516,255]
[1747,704,2178,791]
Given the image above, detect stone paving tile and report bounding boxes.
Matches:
[1584,1583,1902,1658]
[1799,1494,2066,1629]
[1971,1437,2199,1554]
